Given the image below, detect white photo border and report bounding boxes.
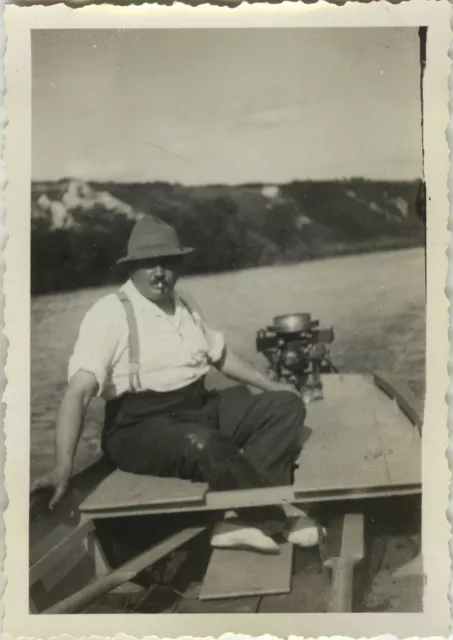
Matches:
[3,1,451,637]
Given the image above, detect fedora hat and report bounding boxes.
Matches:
[117,216,193,264]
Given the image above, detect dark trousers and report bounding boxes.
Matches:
[103,379,305,526]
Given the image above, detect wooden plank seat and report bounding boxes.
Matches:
[80,374,421,520]
[80,470,209,511]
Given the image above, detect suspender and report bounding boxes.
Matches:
[116,290,201,393]
[117,291,142,392]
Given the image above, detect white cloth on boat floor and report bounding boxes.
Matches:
[285,516,326,548]
[211,519,280,554]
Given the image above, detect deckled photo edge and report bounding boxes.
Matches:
[2,1,451,638]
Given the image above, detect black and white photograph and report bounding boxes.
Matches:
[2,3,450,635]
[28,25,427,615]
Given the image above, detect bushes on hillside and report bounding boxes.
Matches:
[30,180,425,295]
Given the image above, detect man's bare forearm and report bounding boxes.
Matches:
[216,347,281,392]
[32,371,98,509]
[54,391,88,473]
[54,371,98,474]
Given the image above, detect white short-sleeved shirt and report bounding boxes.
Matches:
[68,280,225,399]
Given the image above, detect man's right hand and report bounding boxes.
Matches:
[31,467,71,510]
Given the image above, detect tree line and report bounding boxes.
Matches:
[31,179,425,295]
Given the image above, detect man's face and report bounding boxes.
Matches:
[130,255,183,302]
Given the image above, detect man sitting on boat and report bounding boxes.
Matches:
[34,216,320,554]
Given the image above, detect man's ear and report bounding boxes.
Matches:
[127,264,141,281]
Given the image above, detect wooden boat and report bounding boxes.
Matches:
[29,372,422,615]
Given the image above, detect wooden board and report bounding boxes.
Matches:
[199,542,293,600]
[40,541,88,592]
[80,469,209,512]
[294,375,391,494]
[370,392,421,486]
[30,520,95,585]
[177,582,260,613]
[293,374,421,497]
[80,484,420,520]
[373,372,424,431]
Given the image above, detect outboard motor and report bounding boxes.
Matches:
[256,313,335,402]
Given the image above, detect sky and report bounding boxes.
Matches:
[32,28,423,185]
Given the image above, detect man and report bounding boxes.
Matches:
[34,216,320,553]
